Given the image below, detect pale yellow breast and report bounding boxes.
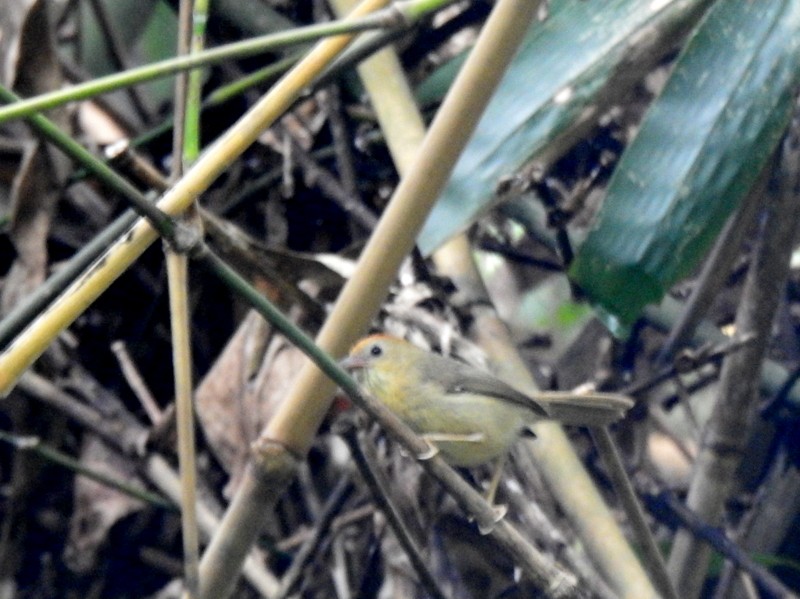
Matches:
[359,361,533,466]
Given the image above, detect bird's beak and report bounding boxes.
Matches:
[339,355,365,371]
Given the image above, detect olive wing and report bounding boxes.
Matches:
[418,353,548,417]
[418,353,633,425]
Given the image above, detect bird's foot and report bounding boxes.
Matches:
[477,504,508,535]
[416,438,440,461]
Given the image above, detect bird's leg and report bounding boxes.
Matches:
[415,438,439,461]
[416,432,485,460]
[414,432,508,534]
[484,454,507,507]
[477,506,508,535]
[474,456,508,534]
[422,432,485,444]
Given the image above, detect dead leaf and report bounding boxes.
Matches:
[0,0,72,315]
[195,312,310,497]
[195,311,270,476]
[63,435,145,573]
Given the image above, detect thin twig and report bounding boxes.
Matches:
[324,85,360,197]
[591,427,679,599]
[284,127,378,229]
[338,420,448,599]
[622,335,755,401]
[105,140,170,191]
[111,340,162,424]
[652,492,795,599]
[475,237,564,271]
[535,177,574,267]
[276,503,375,551]
[0,430,175,510]
[274,474,355,598]
[18,372,146,455]
[16,370,279,595]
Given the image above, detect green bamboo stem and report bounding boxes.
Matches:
[0,85,172,233]
[182,0,209,165]
[0,0,454,127]
[0,430,175,510]
[203,54,300,106]
[0,13,401,125]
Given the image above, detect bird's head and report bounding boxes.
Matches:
[340,334,413,373]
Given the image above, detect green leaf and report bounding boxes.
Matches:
[569,0,800,326]
[78,0,178,112]
[416,0,712,255]
[415,51,467,108]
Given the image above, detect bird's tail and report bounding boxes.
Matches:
[534,391,634,426]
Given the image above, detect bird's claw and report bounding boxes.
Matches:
[477,504,508,535]
[416,439,440,461]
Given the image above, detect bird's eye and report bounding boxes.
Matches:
[369,344,383,357]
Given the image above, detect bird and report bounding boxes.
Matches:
[340,334,633,467]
